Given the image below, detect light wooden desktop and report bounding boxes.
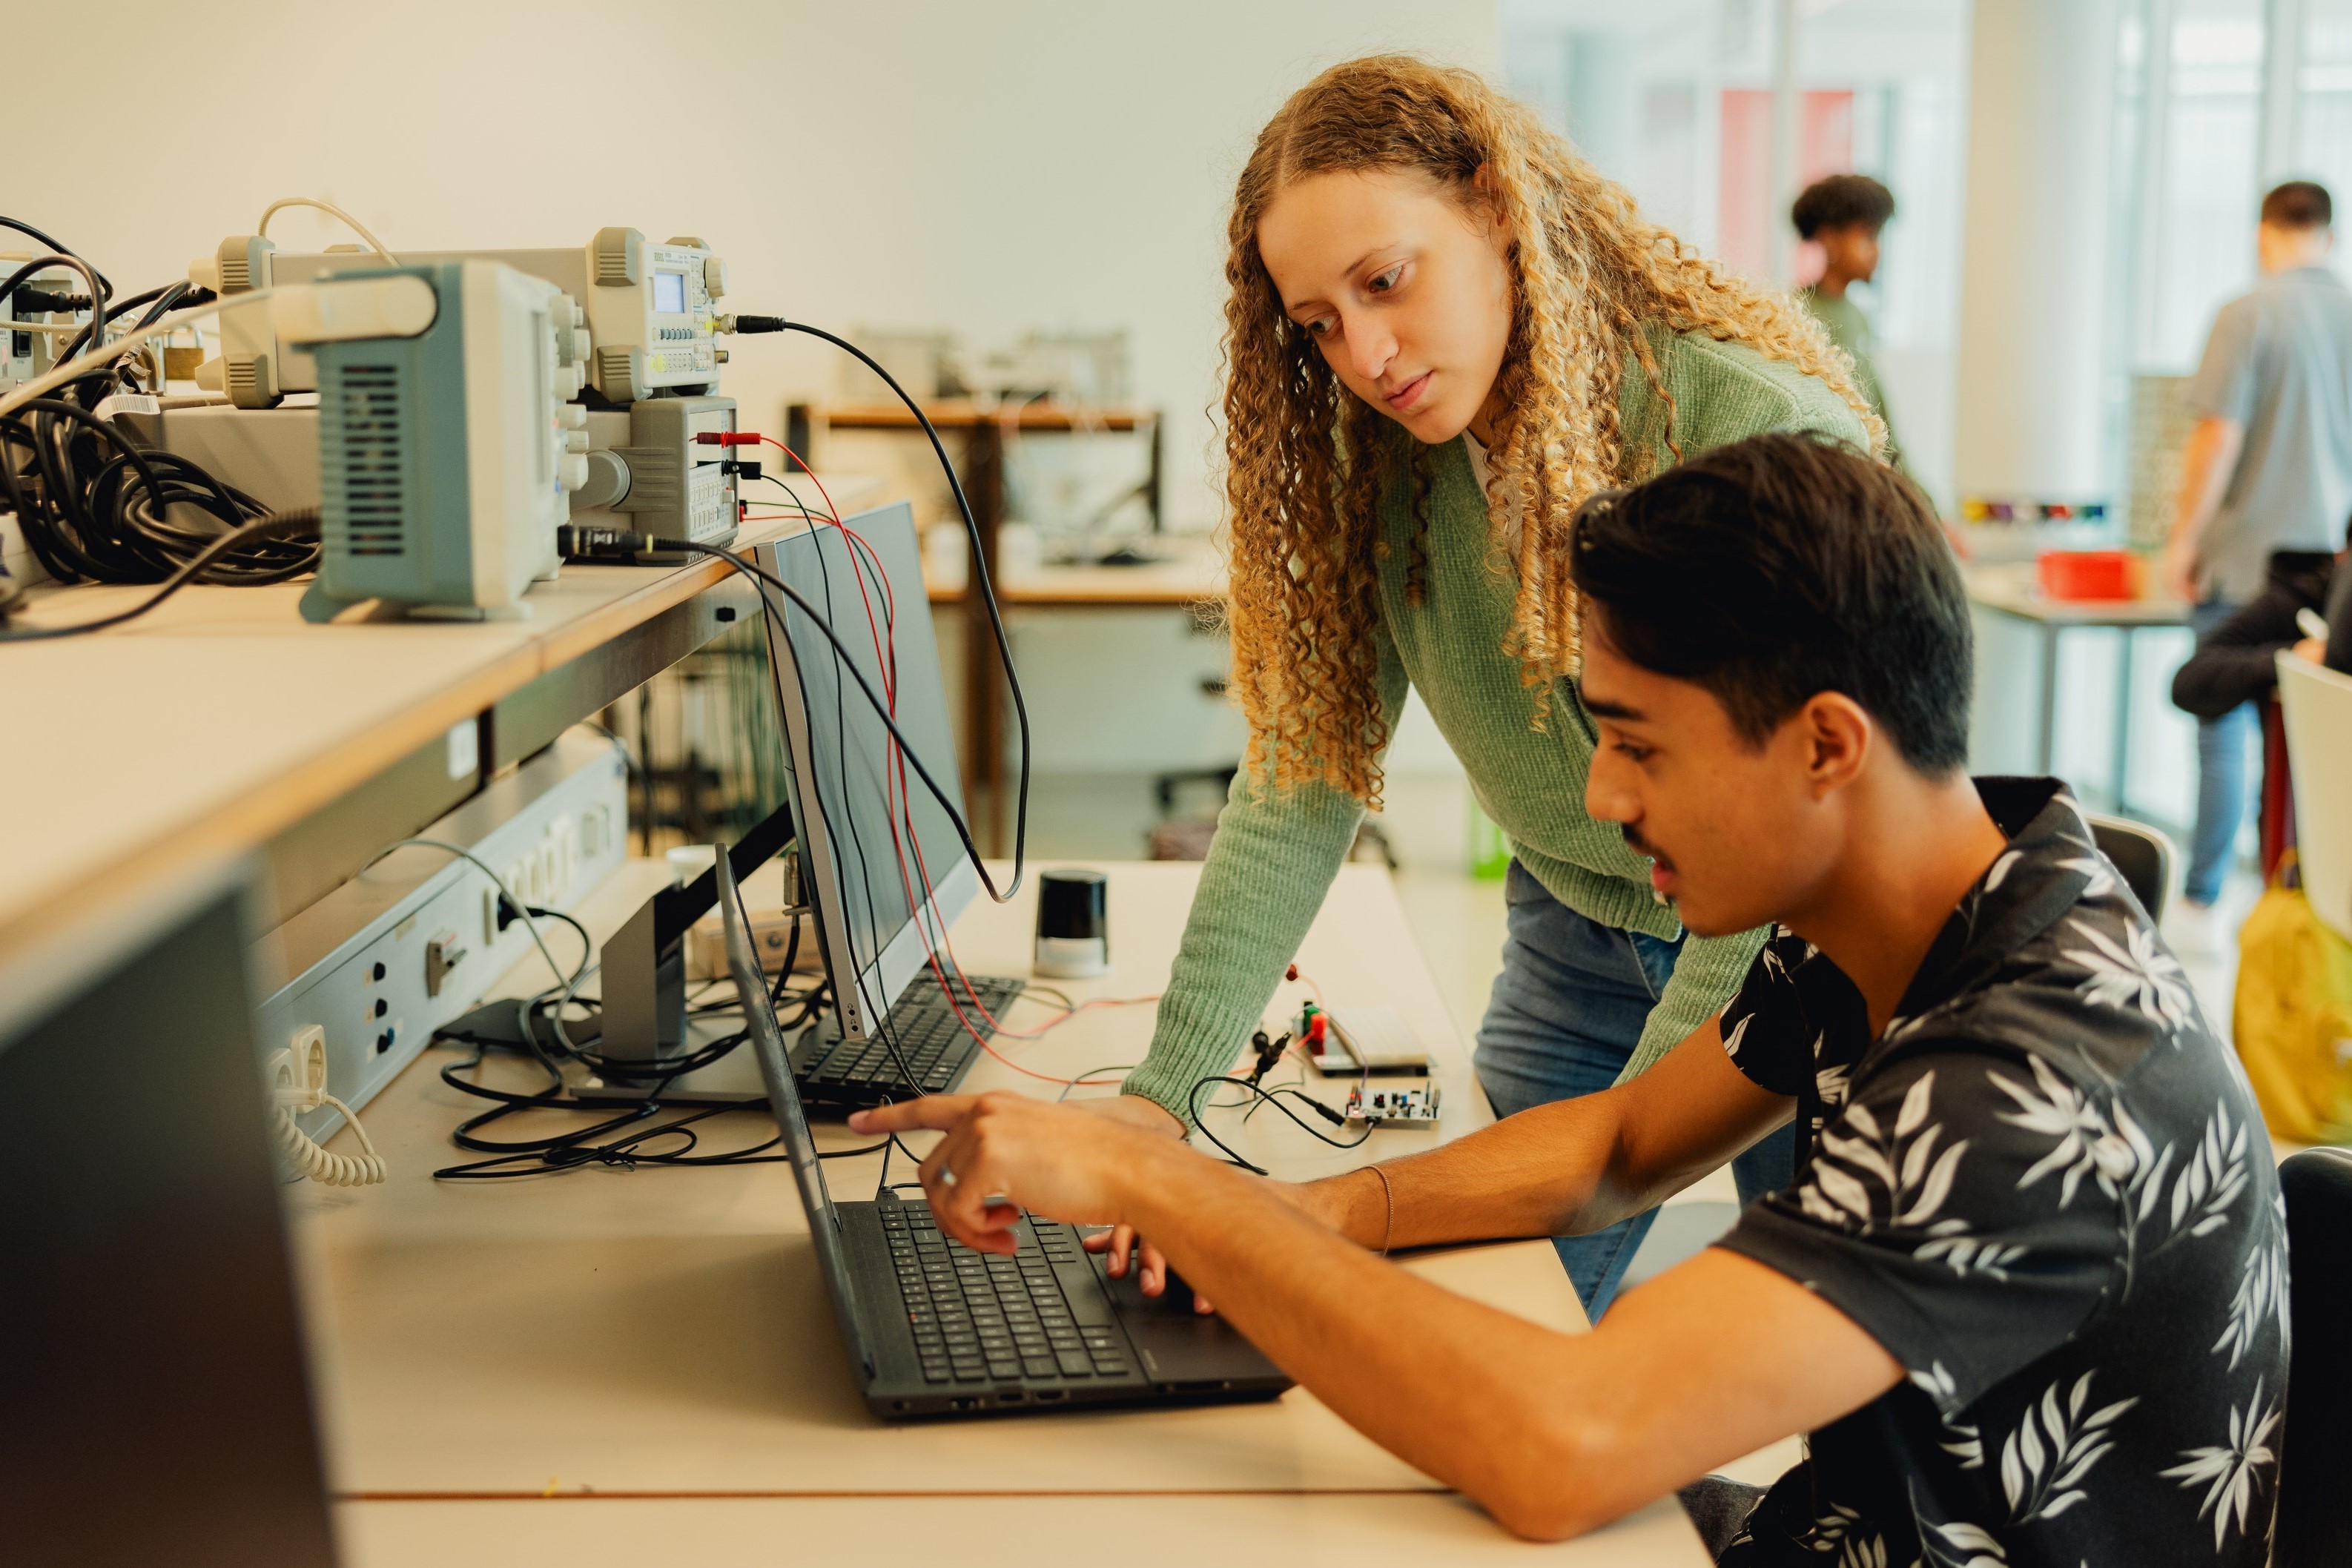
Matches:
[0,479,882,975]
[305,859,1711,1565]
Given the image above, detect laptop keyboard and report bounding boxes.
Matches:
[800,973,1025,1101]
[881,1204,1134,1385]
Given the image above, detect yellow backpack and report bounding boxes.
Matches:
[2233,851,2352,1144]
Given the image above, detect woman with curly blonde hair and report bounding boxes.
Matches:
[1091,54,1883,1316]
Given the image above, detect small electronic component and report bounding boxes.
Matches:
[1306,1002,1430,1076]
[566,394,741,559]
[1034,867,1110,978]
[1344,1083,1441,1128]
[1243,1028,1292,1086]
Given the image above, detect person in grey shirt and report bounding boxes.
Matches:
[2162,179,2352,910]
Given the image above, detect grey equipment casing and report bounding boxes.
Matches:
[112,400,322,517]
[283,262,587,621]
[202,228,724,407]
[585,394,741,560]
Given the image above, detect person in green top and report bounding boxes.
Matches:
[1791,173,1902,467]
[1079,55,1884,1316]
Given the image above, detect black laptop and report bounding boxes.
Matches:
[716,847,1292,1419]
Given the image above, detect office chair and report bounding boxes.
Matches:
[2085,813,2173,924]
[2277,653,2352,944]
[2274,1146,2352,1567]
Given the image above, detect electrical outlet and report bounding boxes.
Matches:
[268,1024,328,1110]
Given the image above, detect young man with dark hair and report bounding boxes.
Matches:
[1791,173,1902,463]
[856,434,2287,1564]
[2165,177,2352,914]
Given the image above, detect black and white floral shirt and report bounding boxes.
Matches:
[1713,778,2288,1568]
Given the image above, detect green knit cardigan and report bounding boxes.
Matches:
[1123,324,1868,1122]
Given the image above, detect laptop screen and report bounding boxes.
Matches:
[755,503,977,1042]
[714,845,872,1369]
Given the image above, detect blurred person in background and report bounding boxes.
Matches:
[1791,174,1902,469]
[2171,516,2351,725]
[2163,180,2352,920]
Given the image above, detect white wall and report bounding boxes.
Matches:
[13,0,1498,533]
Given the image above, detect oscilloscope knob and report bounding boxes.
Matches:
[572,449,632,510]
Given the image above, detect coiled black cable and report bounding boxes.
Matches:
[1,394,320,595]
[0,507,320,641]
[1186,1074,1372,1175]
[1,216,285,598]
[429,971,841,1181]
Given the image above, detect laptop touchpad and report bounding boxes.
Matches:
[1091,1254,1284,1383]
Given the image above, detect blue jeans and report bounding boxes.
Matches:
[2186,601,2258,905]
[1475,861,1795,1320]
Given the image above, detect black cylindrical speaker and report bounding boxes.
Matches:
[1034,868,1109,978]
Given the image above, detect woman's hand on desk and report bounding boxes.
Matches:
[1061,1091,1206,1308]
[1086,1168,1381,1314]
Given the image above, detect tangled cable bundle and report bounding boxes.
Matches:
[1,211,321,610]
[1,398,316,589]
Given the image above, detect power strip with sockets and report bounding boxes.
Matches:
[251,729,627,1148]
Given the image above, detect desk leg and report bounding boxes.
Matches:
[2038,624,2060,777]
[2112,627,2135,816]
[962,422,1007,856]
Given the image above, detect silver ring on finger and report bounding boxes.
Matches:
[937,1165,959,1189]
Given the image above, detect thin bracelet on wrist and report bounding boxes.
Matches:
[1366,1163,1394,1255]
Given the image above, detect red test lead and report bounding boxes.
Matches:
[693,431,763,446]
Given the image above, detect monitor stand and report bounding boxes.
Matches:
[572,1010,779,1107]
[583,807,800,1106]
[575,1059,768,1105]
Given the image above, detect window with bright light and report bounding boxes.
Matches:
[2296,0,2352,211]
[2139,0,2268,371]
[1500,0,1969,503]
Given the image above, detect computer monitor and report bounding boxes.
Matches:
[0,859,340,1567]
[754,501,977,1044]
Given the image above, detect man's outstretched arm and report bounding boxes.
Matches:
[1299,1016,1794,1251]
[1092,1018,1795,1295]
[850,1053,1897,1541]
